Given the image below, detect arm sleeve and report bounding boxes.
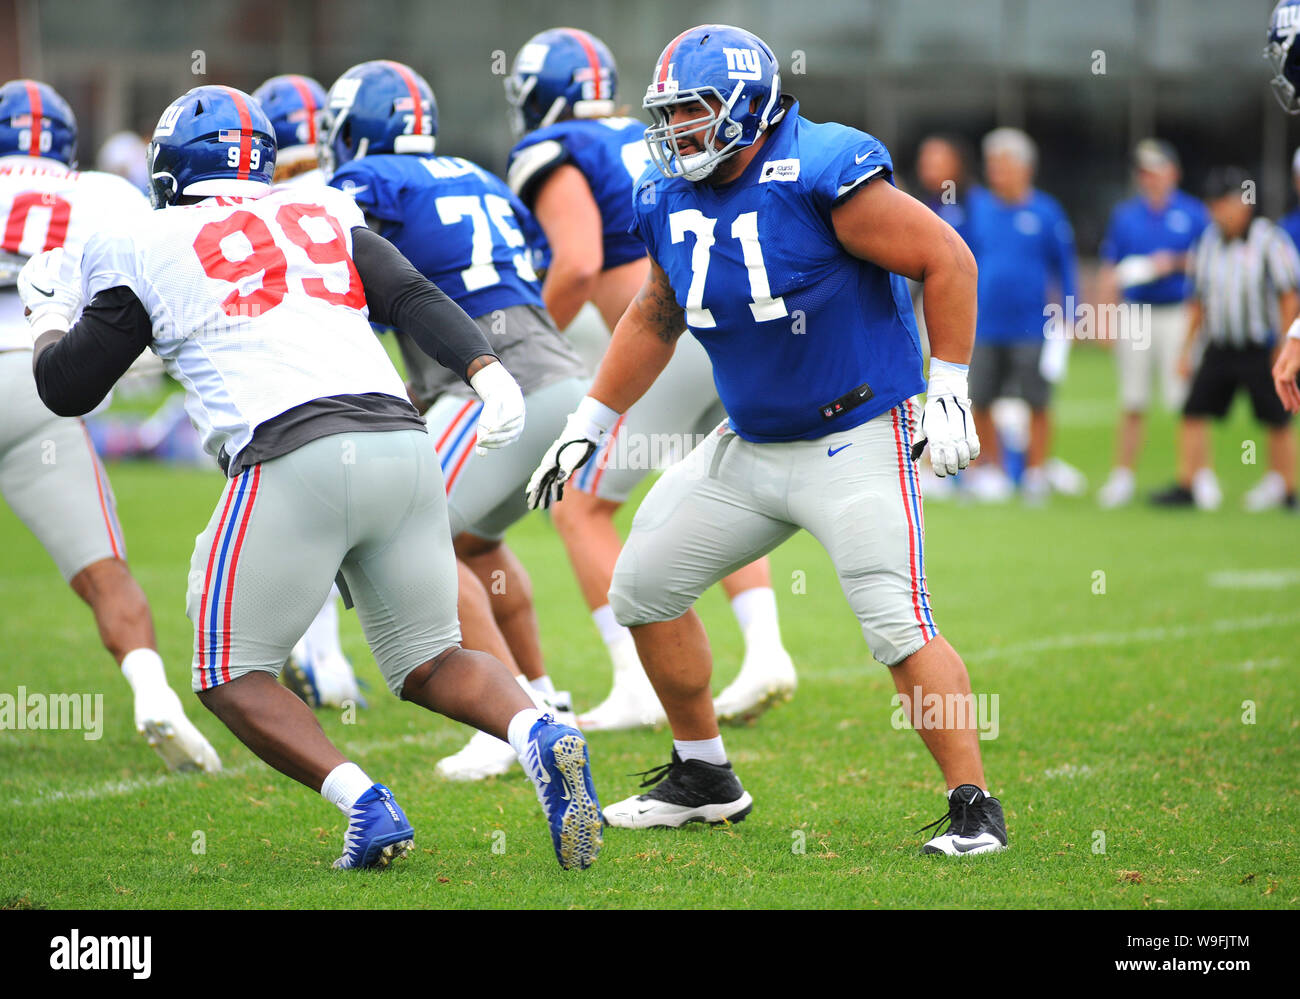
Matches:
[506,138,570,207]
[350,226,495,385]
[810,129,894,215]
[32,286,153,417]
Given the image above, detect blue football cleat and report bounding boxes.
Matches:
[521,715,603,870]
[333,784,415,870]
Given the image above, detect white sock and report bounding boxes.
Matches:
[674,736,727,766]
[303,587,344,661]
[730,587,781,648]
[529,675,556,698]
[121,648,167,693]
[506,707,545,758]
[592,604,631,648]
[1108,466,1134,486]
[321,762,373,812]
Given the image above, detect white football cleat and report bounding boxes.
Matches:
[1020,466,1050,506]
[133,685,221,773]
[577,639,666,731]
[1046,457,1087,496]
[1191,468,1222,511]
[1243,471,1288,512]
[964,465,1014,503]
[1097,467,1135,509]
[714,647,797,723]
[435,728,519,781]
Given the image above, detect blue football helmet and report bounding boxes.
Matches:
[505,28,617,138]
[0,79,77,165]
[146,85,276,209]
[252,74,327,162]
[643,24,784,182]
[1267,0,1300,113]
[319,60,436,178]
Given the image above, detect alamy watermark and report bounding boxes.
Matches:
[1044,296,1152,351]
[890,687,999,740]
[0,686,103,740]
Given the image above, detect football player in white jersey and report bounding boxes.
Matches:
[252,72,577,766]
[18,85,603,871]
[505,29,796,729]
[252,73,365,710]
[0,79,220,773]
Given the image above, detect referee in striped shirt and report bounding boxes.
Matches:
[1152,166,1300,511]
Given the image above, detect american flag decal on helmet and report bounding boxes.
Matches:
[217,129,243,143]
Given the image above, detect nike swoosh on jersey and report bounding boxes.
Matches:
[855,150,873,164]
[827,443,852,457]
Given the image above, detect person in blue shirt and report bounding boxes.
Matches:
[1096,139,1209,508]
[504,28,796,730]
[525,24,1006,856]
[914,134,979,249]
[964,127,1077,504]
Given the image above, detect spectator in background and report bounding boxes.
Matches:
[964,127,1078,503]
[1095,140,1209,508]
[95,131,150,193]
[913,134,982,499]
[915,134,980,247]
[1152,167,1299,511]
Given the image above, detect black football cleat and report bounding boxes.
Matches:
[919,784,1008,856]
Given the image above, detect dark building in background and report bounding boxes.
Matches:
[5,0,1293,252]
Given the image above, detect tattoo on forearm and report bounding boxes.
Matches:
[639,267,685,344]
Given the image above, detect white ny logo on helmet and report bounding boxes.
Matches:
[724,47,763,81]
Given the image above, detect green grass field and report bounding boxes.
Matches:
[0,346,1296,909]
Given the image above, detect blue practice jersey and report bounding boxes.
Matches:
[1099,190,1208,305]
[968,188,1078,344]
[630,100,925,443]
[330,154,543,319]
[507,116,651,273]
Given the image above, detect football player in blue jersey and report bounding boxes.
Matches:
[526,25,1006,855]
[1270,1,1300,405]
[1095,140,1209,509]
[506,27,796,730]
[253,74,327,185]
[321,60,594,779]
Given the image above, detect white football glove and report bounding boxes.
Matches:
[468,360,526,454]
[919,358,980,477]
[17,247,83,340]
[525,396,620,510]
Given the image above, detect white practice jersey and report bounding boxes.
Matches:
[0,155,150,349]
[79,184,408,464]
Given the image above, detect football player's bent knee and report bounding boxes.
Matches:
[608,554,697,629]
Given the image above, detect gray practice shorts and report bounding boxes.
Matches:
[422,375,590,540]
[0,349,126,580]
[969,341,1051,409]
[568,332,725,503]
[609,400,939,667]
[187,429,461,695]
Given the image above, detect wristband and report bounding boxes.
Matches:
[1287,318,1300,342]
[573,394,621,438]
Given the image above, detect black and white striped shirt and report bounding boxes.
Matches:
[1189,217,1300,347]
